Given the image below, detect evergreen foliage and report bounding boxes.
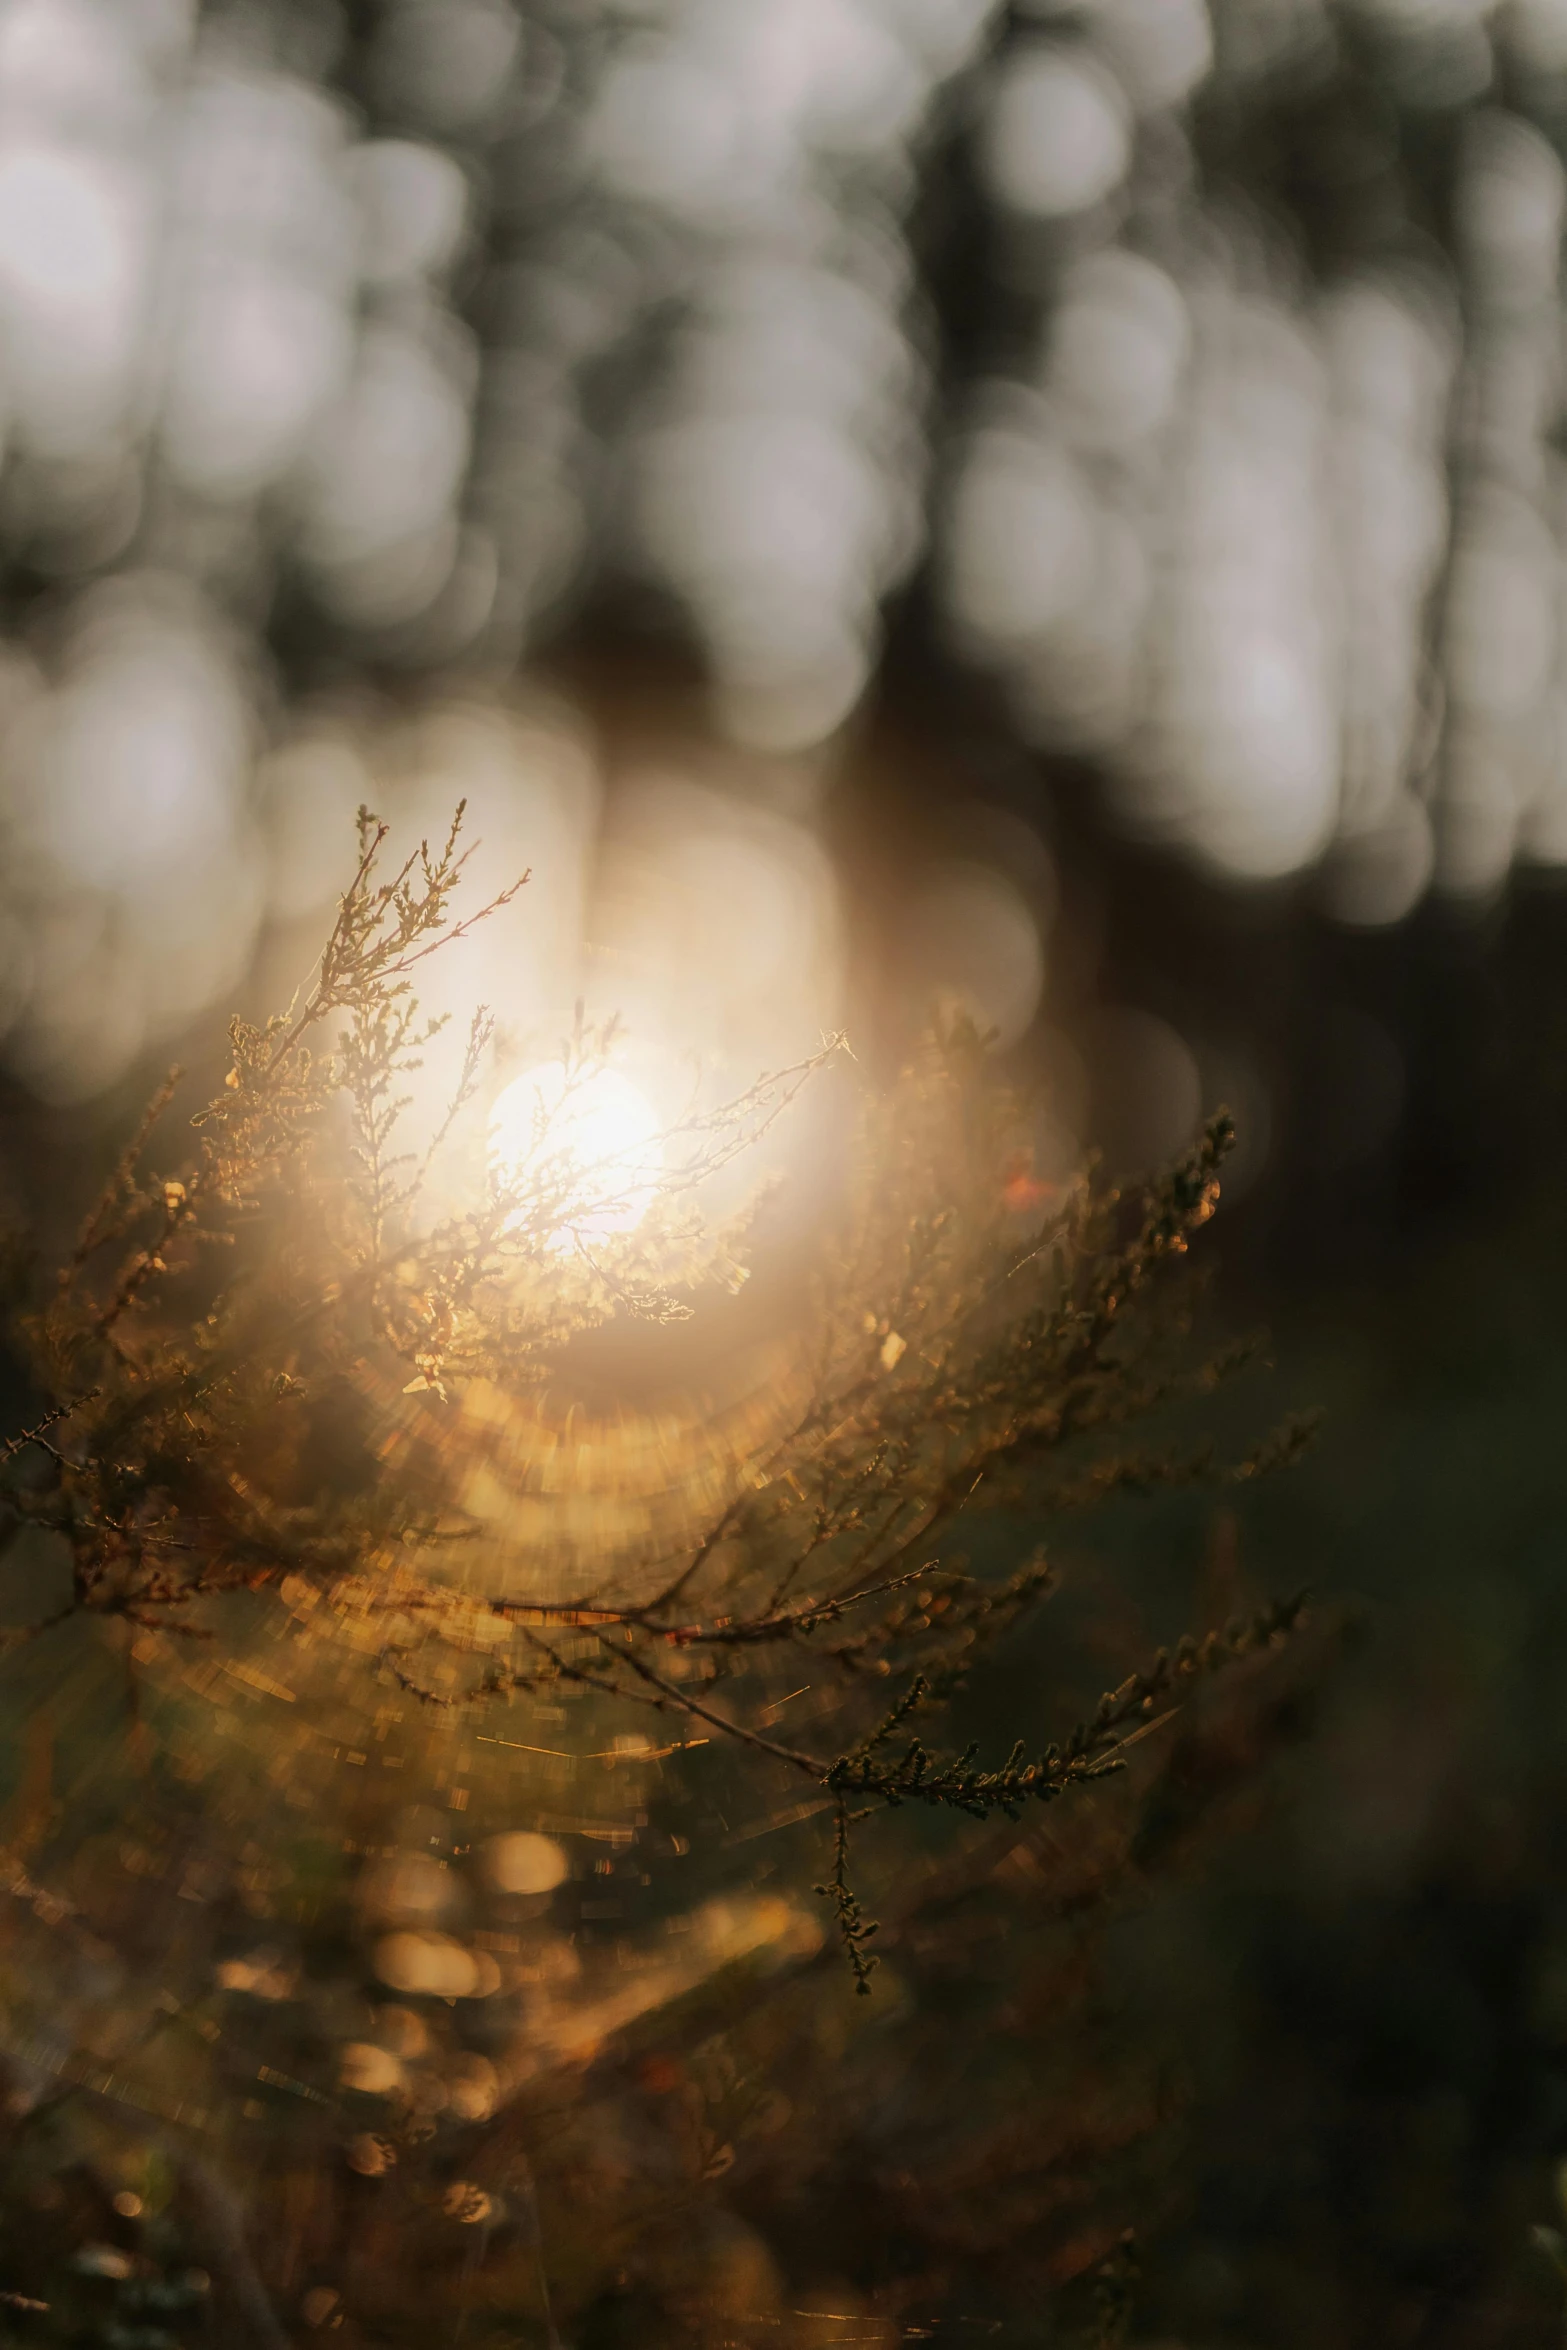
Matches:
[0,810,1318,2344]
[0,809,1307,1962]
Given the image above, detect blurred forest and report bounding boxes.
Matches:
[0,0,1565,2346]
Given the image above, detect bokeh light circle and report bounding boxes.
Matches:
[488,1060,663,1241]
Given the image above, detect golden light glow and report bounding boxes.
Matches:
[488,1059,663,1241]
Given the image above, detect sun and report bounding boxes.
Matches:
[487,1059,664,1241]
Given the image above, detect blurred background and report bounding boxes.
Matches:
[0,0,1554,1231]
[8,0,1567,2342]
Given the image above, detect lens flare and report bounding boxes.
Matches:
[488,1059,663,1240]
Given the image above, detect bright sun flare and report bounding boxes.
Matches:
[487,1060,663,1240]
